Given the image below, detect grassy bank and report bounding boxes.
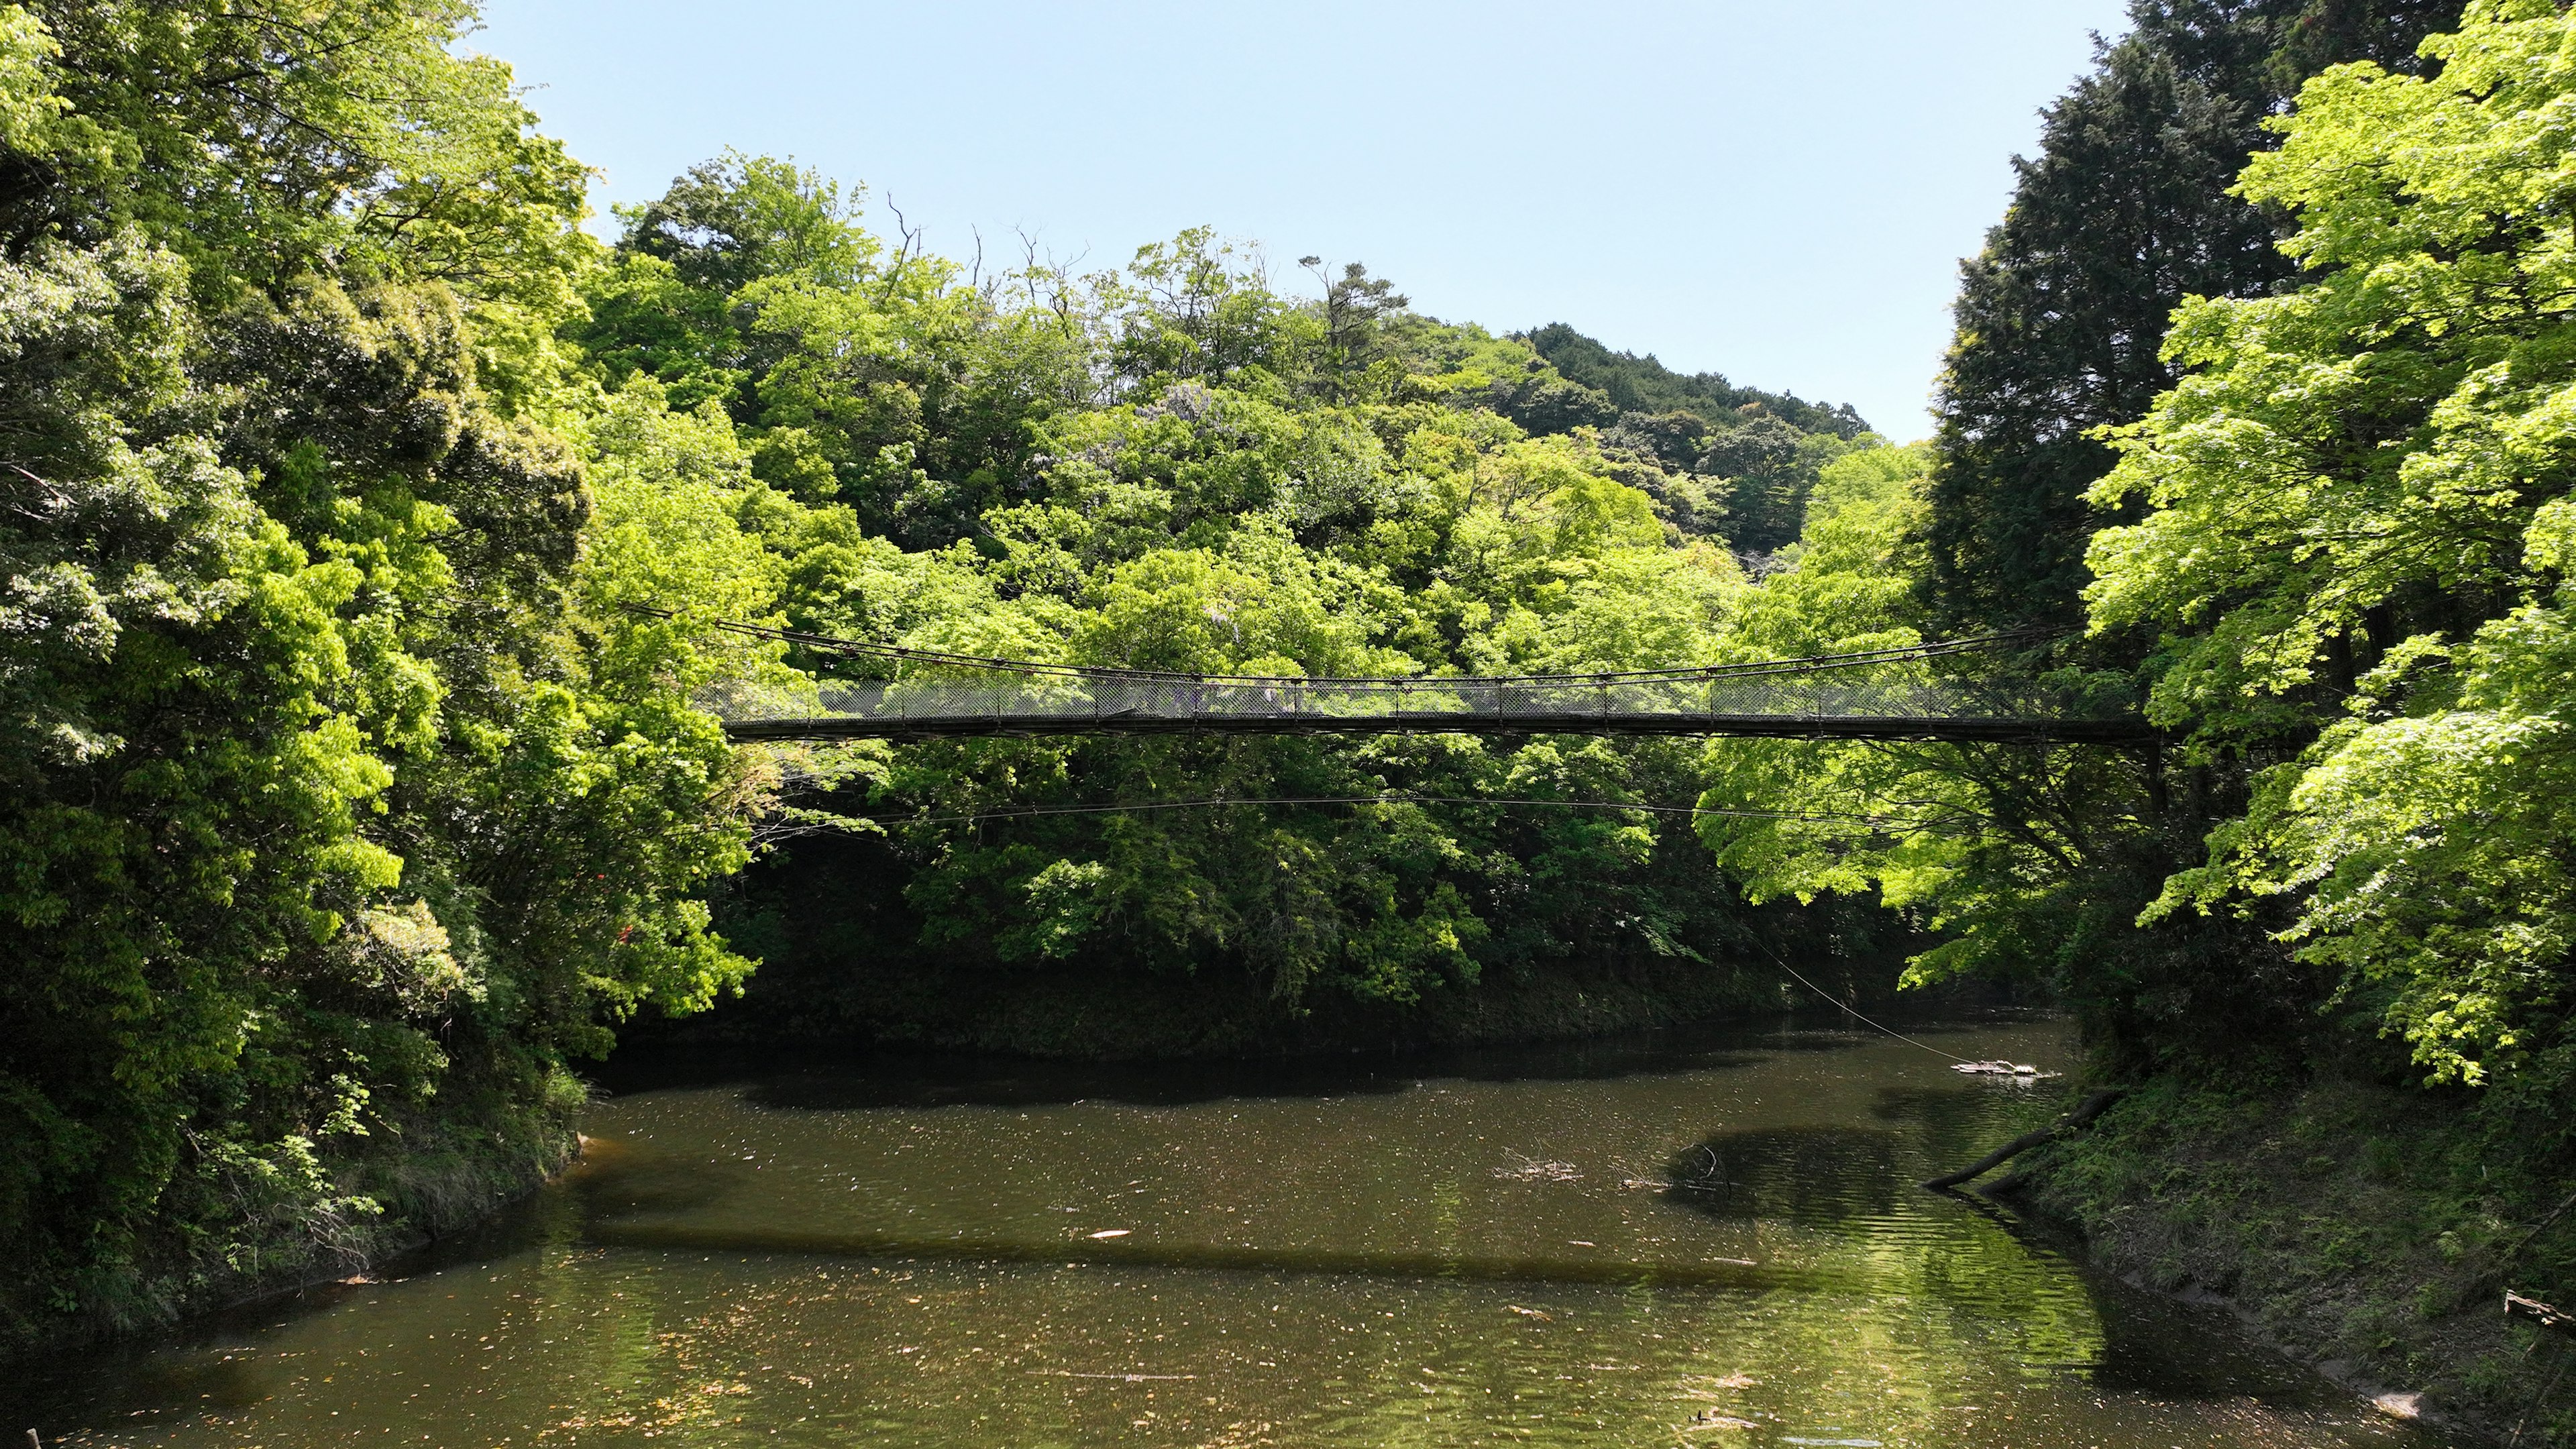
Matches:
[0,1100,578,1363]
[2008,1077,2576,1446]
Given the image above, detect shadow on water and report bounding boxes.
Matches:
[592,1010,2004,1111]
[553,1134,1814,1291]
[1,1011,2465,1449]
[1654,1097,2373,1412]
[1952,1185,2366,1405]
[1661,1126,1907,1224]
[1655,1079,2061,1227]
[1872,1081,2072,1177]
[1931,1176,2376,1409]
[576,1214,1810,1291]
[0,1163,613,1434]
[557,1133,754,1218]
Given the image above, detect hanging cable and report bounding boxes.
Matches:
[1751,942,1975,1065]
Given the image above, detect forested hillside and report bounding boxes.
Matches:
[1520,323,1870,553]
[562,156,1891,1057]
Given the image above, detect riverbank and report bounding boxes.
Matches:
[2007,1077,2576,1447]
[0,1108,576,1364]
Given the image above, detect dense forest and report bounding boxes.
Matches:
[590,164,1900,1056]
[2,0,2572,1434]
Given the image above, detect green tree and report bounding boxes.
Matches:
[1919,0,2456,635]
[0,0,760,1342]
[2089,0,2576,1090]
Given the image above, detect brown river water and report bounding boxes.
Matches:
[5,1014,2462,1448]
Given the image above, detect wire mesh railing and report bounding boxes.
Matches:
[706,672,2049,729]
[659,610,2147,743]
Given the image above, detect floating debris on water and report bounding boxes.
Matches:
[1491,1154,1583,1183]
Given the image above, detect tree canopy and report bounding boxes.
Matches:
[2091,0,2576,1089]
[0,0,757,1340]
[1919,0,2456,635]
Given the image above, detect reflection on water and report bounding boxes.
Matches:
[5,1016,2457,1448]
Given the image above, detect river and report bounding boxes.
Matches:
[5,1014,2458,1448]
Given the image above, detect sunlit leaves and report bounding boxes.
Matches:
[2092,1,2576,1083]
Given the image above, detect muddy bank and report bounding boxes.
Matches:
[2000,1078,2576,1446]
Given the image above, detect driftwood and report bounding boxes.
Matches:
[1922,1088,2125,1191]
[2508,1291,2574,1336]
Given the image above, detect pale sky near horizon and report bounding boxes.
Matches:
[472,1,2135,437]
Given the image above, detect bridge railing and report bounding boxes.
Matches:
[703,672,1983,725]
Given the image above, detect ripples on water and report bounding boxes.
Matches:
[4,1017,2459,1447]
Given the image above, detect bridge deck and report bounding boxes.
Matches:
[703,659,2153,747]
[722,712,2153,745]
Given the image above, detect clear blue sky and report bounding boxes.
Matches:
[472,1,2132,437]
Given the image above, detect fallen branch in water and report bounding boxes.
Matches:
[1491,1153,1583,1183]
[1921,1088,2125,1191]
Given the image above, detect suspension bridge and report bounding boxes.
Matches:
[669,613,2152,747]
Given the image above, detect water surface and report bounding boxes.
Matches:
[8,1016,2456,1447]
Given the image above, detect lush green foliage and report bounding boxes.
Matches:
[2092,0,2576,1091]
[550,161,1893,1032]
[0,1,767,1339]
[1919,0,2455,635]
